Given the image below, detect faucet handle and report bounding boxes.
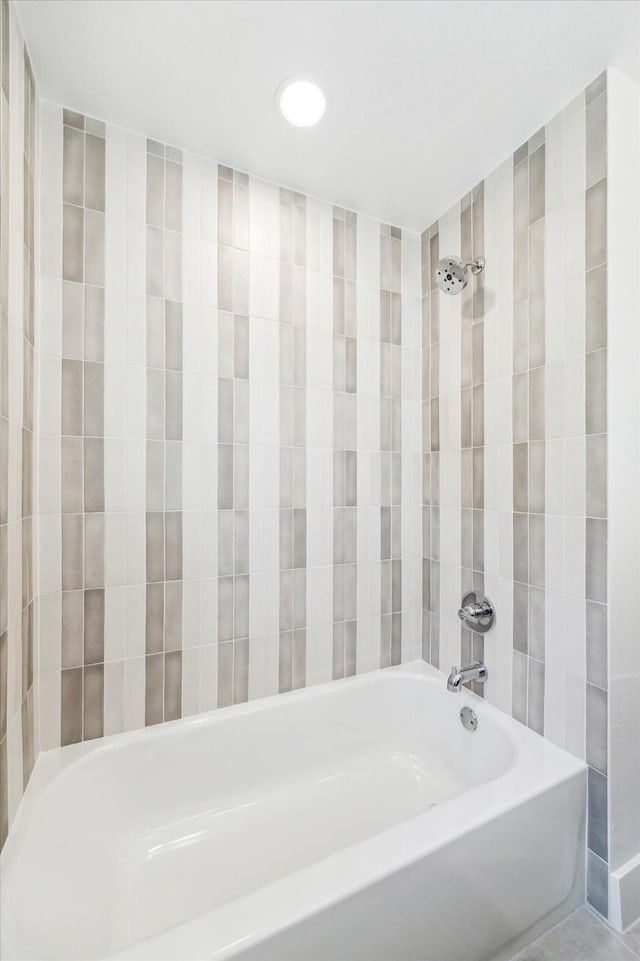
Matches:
[457,591,495,633]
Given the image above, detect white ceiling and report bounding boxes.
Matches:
[16,0,640,231]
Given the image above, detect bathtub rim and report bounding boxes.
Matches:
[1,660,587,961]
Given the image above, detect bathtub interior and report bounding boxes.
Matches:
[3,671,518,960]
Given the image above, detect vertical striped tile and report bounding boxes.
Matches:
[332,206,357,679]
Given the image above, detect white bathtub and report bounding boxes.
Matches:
[1,661,586,961]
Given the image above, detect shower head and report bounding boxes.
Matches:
[435,255,485,295]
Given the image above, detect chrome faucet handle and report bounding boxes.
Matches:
[457,591,495,633]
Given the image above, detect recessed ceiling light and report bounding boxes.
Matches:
[278,77,326,128]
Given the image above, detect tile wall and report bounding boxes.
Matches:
[0,0,38,849]
[421,73,609,913]
[35,106,422,768]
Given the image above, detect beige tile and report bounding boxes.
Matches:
[83,361,104,437]
[61,667,83,745]
[62,281,84,360]
[145,512,165,583]
[529,217,545,297]
[165,301,182,370]
[165,370,182,441]
[83,587,104,665]
[84,513,105,589]
[63,125,84,206]
[84,210,105,287]
[164,581,182,651]
[164,650,182,720]
[165,511,182,581]
[61,590,83,668]
[85,133,105,212]
[82,663,104,740]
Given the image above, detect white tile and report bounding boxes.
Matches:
[104,586,126,662]
[123,656,145,732]
[249,570,279,639]
[104,661,125,736]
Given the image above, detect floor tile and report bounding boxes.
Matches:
[511,907,639,961]
[621,919,640,958]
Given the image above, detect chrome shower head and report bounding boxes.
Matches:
[435,255,485,295]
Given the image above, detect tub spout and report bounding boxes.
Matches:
[447,661,487,693]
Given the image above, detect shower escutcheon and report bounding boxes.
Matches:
[435,255,485,295]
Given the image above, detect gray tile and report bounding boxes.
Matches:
[513,581,528,654]
[61,667,82,745]
[513,513,528,584]
[586,433,607,519]
[586,92,607,189]
[586,71,607,104]
[586,178,607,270]
[586,349,607,435]
[83,438,104,512]
[587,851,609,918]
[61,590,84,668]
[620,921,640,958]
[513,230,528,304]
[513,157,529,234]
[83,587,104,665]
[529,440,545,515]
[511,906,636,961]
[83,361,104,437]
[586,265,607,353]
[586,517,607,603]
[63,125,84,206]
[588,766,608,861]
[528,145,545,225]
[529,513,545,589]
[586,601,607,690]
[513,443,528,513]
[85,133,105,212]
[164,649,182,721]
[84,210,105,287]
[586,681,608,774]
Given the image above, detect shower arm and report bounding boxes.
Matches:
[464,256,485,275]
